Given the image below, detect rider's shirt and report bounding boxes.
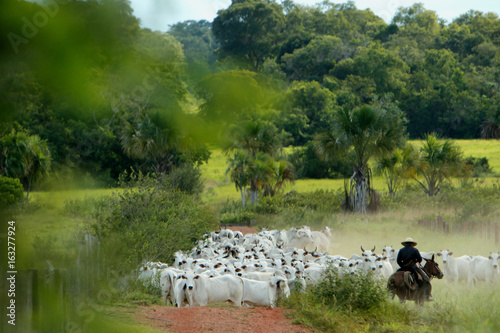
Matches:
[397,244,422,268]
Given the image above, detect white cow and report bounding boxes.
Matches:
[468,252,499,286]
[159,267,183,305]
[360,246,377,257]
[287,227,314,250]
[437,250,471,284]
[376,257,394,280]
[180,272,244,307]
[310,227,332,252]
[382,246,399,271]
[137,263,161,288]
[240,276,290,308]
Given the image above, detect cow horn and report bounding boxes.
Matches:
[361,246,365,252]
[371,246,376,252]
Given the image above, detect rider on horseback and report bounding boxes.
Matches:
[397,237,433,301]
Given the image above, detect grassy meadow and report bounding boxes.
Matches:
[201,139,500,205]
[17,139,500,332]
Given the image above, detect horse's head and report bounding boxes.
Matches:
[423,255,444,279]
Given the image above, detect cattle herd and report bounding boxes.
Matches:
[136,226,500,308]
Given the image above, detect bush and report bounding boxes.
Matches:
[464,156,492,176]
[0,175,24,212]
[166,163,204,195]
[288,142,351,179]
[72,173,218,273]
[312,267,387,312]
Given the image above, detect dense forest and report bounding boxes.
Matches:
[0,0,499,192]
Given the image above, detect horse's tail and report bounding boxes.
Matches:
[387,274,397,299]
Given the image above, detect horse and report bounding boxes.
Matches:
[387,254,444,306]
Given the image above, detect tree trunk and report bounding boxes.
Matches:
[26,177,32,207]
[250,190,258,205]
[350,169,369,213]
[240,187,246,207]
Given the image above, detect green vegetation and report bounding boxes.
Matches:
[67,172,218,272]
[2,0,500,332]
[0,175,23,214]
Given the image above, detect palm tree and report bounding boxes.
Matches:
[226,150,250,207]
[120,111,183,176]
[0,129,51,204]
[246,152,275,205]
[225,119,279,157]
[262,159,294,197]
[21,135,51,204]
[375,144,419,196]
[315,105,406,212]
[224,119,284,205]
[410,134,463,196]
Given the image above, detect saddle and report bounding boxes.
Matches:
[403,271,418,291]
[397,265,422,291]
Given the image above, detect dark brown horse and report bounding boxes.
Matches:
[387,254,444,306]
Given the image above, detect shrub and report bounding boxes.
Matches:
[288,142,351,179]
[166,163,204,195]
[464,156,492,176]
[312,266,387,312]
[72,173,218,273]
[0,175,24,212]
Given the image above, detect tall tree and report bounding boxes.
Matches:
[212,0,285,71]
[315,103,407,212]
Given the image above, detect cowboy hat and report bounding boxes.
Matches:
[401,237,417,246]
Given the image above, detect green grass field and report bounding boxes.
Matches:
[201,139,500,204]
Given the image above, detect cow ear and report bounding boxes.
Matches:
[449,252,454,256]
[383,256,387,260]
[489,256,493,260]
[436,253,442,256]
[365,258,369,262]
[194,275,200,280]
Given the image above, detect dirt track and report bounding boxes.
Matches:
[135,305,313,333]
